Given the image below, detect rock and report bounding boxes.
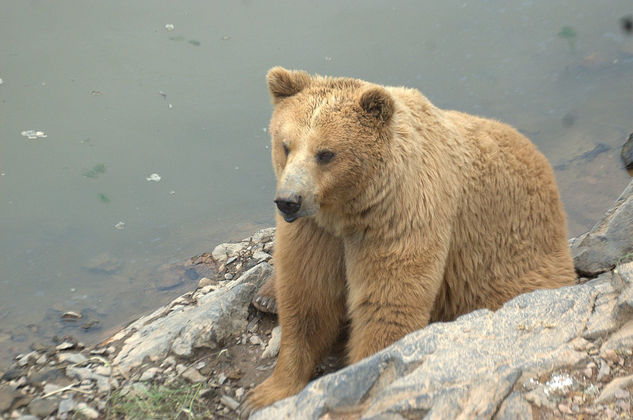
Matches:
[1,367,23,382]
[249,335,263,346]
[83,253,121,274]
[212,242,247,263]
[57,352,87,364]
[597,360,611,382]
[152,263,188,291]
[571,179,633,276]
[75,402,99,419]
[94,366,111,376]
[262,326,281,359]
[140,367,160,382]
[17,415,39,420]
[252,228,275,244]
[42,384,61,395]
[111,263,272,368]
[55,341,75,351]
[28,398,57,417]
[622,132,633,169]
[197,277,214,289]
[601,349,619,363]
[252,280,606,419]
[596,374,633,403]
[182,367,205,383]
[61,311,82,320]
[252,251,271,263]
[58,398,75,415]
[0,386,20,412]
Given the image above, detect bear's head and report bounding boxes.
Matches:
[266,67,395,229]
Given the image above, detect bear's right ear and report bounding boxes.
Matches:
[266,67,311,104]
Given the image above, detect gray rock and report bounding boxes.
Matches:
[17,416,39,420]
[622,132,633,169]
[58,398,75,415]
[75,402,99,419]
[571,179,633,276]
[596,374,633,403]
[262,326,281,359]
[182,367,205,383]
[212,242,248,263]
[57,352,87,364]
[252,279,609,419]
[28,397,58,417]
[139,367,160,382]
[252,228,275,244]
[0,386,19,412]
[111,263,273,368]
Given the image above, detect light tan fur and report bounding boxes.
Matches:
[240,67,576,416]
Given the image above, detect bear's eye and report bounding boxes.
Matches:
[316,150,335,164]
[282,142,290,156]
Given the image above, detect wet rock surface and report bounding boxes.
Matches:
[0,186,632,419]
[571,179,633,276]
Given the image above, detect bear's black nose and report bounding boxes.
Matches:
[274,194,302,217]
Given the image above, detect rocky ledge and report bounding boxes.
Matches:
[1,181,633,419]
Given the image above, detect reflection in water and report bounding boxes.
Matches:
[0,0,632,366]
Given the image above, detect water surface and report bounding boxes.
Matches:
[1,0,632,367]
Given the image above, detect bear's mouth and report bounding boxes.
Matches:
[283,215,298,223]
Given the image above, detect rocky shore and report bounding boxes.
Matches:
[1,180,633,419]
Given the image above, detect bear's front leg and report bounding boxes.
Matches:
[239,217,347,418]
[345,247,447,364]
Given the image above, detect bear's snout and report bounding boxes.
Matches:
[274,193,303,222]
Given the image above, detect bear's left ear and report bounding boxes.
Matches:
[359,87,394,123]
[266,67,311,104]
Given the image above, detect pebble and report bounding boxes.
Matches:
[197,277,214,288]
[140,367,160,382]
[42,384,61,395]
[182,367,205,383]
[55,342,75,351]
[94,366,111,376]
[35,354,46,365]
[597,360,611,382]
[220,395,239,411]
[17,352,36,367]
[235,387,245,400]
[622,132,633,169]
[224,273,234,280]
[249,335,263,346]
[162,356,176,367]
[58,398,76,414]
[601,349,618,363]
[262,326,281,359]
[58,353,87,364]
[76,402,99,419]
[61,311,82,320]
[584,367,593,378]
[28,397,58,417]
[176,364,187,375]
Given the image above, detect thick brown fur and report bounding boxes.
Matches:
[240,67,576,416]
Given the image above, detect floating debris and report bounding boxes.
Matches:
[168,103,173,109]
[114,221,125,230]
[90,90,102,95]
[159,91,167,100]
[21,130,47,140]
[165,23,175,31]
[0,78,3,85]
[98,193,111,203]
[169,190,176,195]
[188,39,200,46]
[146,173,161,182]
[82,163,106,178]
[325,56,333,61]
[221,35,231,41]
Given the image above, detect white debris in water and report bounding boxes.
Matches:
[21,130,47,140]
[165,23,175,31]
[114,221,125,230]
[168,103,173,109]
[544,373,574,396]
[0,78,3,85]
[146,173,161,182]
[169,190,176,195]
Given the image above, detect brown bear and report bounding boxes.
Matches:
[240,67,576,416]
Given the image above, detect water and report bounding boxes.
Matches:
[1,0,631,367]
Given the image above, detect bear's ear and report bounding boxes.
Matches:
[359,87,394,123]
[266,67,311,104]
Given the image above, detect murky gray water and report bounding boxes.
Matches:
[1,1,632,367]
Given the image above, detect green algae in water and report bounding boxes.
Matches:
[82,163,106,178]
[98,193,110,203]
[188,39,200,46]
[558,26,577,52]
